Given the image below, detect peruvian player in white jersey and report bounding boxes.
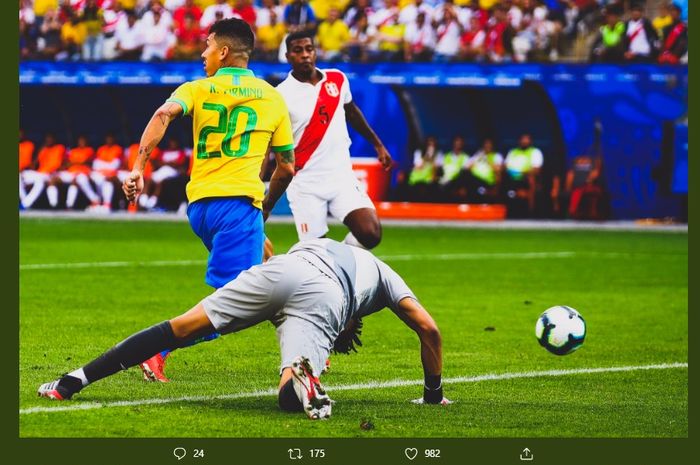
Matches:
[276,31,393,249]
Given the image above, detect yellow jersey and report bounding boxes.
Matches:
[167,67,294,208]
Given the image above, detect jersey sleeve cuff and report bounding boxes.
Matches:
[271,143,294,153]
[166,98,189,116]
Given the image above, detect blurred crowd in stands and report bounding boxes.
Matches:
[19,0,688,64]
[392,133,607,219]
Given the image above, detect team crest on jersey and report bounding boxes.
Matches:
[324,81,340,97]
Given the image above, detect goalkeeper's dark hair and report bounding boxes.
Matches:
[209,18,255,56]
[285,29,316,50]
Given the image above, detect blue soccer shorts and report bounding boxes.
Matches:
[187,197,264,289]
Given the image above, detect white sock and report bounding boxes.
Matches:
[67,367,89,386]
[139,194,149,208]
[19,174,27,203]
[343,232,367,249]
[146,195,158,209]
[23,180,46,208]
[47,185,59,207]
[66,185,78,208]
[76,174,100,203]
[101,181,114,207]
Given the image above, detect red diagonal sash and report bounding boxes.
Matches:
[294,70,345,171]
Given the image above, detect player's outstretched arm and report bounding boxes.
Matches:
[262,149,295,220]
[393,297,450,405]
[344,101,393,171]
[123,102,182,203]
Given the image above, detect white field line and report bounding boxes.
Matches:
[20,250,685,271]
[20,362,687,415]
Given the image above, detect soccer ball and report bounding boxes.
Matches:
[535,306,586,355]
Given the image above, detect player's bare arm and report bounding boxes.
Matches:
[393,296,450,405]
[122,102,183,203]
[261,149,295,220]
[344,100,393,171]
[393,297,442,376]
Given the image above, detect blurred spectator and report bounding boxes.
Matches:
[34,0,60,29]
[20,0,37,58]
[143,138,188,210]
[283,0,317,34]
[436,135,469,202]
[173,0,203,29]
[173,12,205,59]
[373,0,404,61]
[404,10,436,62]
[465,138,503,202]
[404,136,440,202]
[317,7,350,61]
[90,133,123,212]
[19,129,36,209]
[557,154,604,219]
[255,5,286,61]
[141,8,176,61]
[590,6,625,63]
[623,3,658,63]
[344,0,374,28]
[38,8,64,59]
[432,0,469,27]
[233,0,257,30]
[142,0,174,29]
[102,1,126,60]
[60,11,87,60]
[79,0,104,60]
[504,133,543,216]
[53,135,102,210]
[433,1,463,62]
[21,133,65,209]
[484,4,514,62]
[398,0,434,25]
[652,3,672,38]
[569,0,600,37]
[256,0,285,28]
[658,3,687,65]
[310,0,350,22]
[200,0,235,29]
[114,9,144,60]
[459,14,485,61]
[346,11,376,62]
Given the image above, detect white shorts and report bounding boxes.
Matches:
[151,165,181,183]
[21,170,50,184]
[56,171,90,183]
[287,171,375,241]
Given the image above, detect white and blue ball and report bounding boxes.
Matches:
[535,306,586,355]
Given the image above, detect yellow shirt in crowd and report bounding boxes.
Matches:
[34,0,58,16]
[317,19,351,52]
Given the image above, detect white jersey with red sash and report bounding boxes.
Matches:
[276,68,354,182]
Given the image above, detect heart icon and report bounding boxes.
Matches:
[404,448,418,461]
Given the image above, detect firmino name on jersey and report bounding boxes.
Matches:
[209,85,263,99]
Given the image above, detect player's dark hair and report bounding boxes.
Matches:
[285,29,315,50]
[209,18,255,56]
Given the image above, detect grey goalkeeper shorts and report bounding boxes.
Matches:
[201,254,345,376]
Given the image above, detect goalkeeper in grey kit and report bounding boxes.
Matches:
[38,239,448,419]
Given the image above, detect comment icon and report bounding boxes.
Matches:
[173,447,187,461]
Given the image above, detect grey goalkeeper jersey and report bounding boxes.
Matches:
[288,239,416,326]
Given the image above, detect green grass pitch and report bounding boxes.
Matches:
[19,218,687,437]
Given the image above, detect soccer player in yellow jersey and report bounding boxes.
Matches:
[123,18,295,382]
